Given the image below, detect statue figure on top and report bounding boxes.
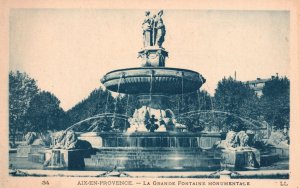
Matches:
[139,10,168,67]
[142,11,153,47]
[154,10,166,48]
[142,10,166,48]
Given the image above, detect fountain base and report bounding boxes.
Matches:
[43,149,94,170]
[220,148,261,170]
[80,132,224,148]
[80,132,225,171]
[17,145,46,158]
[85,147,221,171]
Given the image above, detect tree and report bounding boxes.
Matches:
[66,88,139,132]
[113,94,139,131]
[25,91,68,132]
[167,90,212,132]
[9,71,39,146]
[67,88,115,125]
[213,77,260,131]
[169,90,212,115]
[260,76,289,129]
[214,77,258,116]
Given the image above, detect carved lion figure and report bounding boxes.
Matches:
[217,130,251,150]
[63,130,78,149]
[236,131,250,147]
[51,130,66,149]
[24,132,38,145]
[51,130,92,150]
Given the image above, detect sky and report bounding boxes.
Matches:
[9,9,290,110]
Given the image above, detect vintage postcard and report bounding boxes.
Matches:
[0,0,299,187]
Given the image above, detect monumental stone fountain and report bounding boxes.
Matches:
[12,10,289,175]
[80,10,225,171]
[13,10,268,172]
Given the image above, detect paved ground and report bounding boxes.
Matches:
[9,153,44,170]
[9,169,290,178]
[9,153,289,178]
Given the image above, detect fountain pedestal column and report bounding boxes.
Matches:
[137,94,169,109]
[138,47,168,67]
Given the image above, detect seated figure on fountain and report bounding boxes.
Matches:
[127,106,150,132]
[160,118,175,131]
[146,115,159,132]
[127,106,174,132]
[265,127,289,148]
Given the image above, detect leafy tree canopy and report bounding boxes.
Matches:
[25,91,68,132]
[9,71,39,145]
[260,76,289,129]
[67,88,115,125]
[213,77,260,131]
[214,76,258,116]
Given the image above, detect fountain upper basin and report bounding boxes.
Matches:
[101,67,206,95]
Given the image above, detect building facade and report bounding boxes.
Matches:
[244,75,277,97]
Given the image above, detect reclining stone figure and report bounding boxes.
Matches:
[216,130,253,150]
[265,129,289,148]
[24,132,38,145]
[51,130,92,150]
[24,131,51,146]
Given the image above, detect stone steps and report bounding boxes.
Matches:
[84,158,220,171]
[16,145,46,157]
[28,152,45,163]
[260,154,280,166]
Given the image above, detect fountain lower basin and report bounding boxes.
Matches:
[84,147,221,171]
[80,132,224,171]
[79,132,224,148]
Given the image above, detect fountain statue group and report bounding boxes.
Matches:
[127,106,176,132]
[142,10,166,48]
[138,10,168,67]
